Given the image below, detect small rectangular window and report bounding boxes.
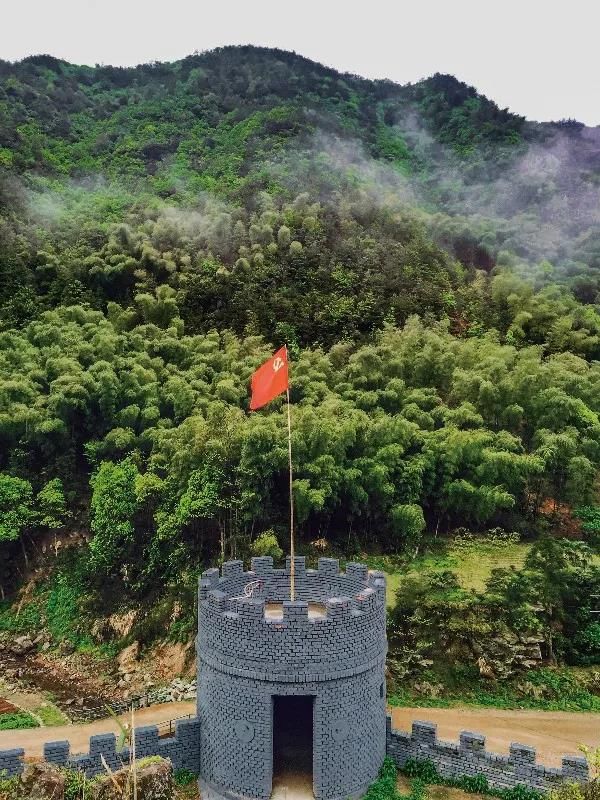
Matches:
[380,683,384,699]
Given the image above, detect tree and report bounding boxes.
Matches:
[36,478,67,529]
[0,474,68,589]
[575,506,600,545]
[251,530,283,561]
[0,474,33,543]
[390,504,425,555]
[89,459,139,576]
[487,537,600,664]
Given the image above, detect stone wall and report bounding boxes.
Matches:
[0,712,591,793]
[0,717,200,778]
[387,717,589,792]
[198,557,388,679]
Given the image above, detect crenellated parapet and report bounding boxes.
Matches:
[197,557,387,681]
[199,556,386,608]
[387,718,589,791]
[0,718,200,779]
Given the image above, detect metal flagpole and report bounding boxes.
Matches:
[285,346,295,602]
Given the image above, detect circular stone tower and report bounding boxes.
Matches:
[197,556,387,800]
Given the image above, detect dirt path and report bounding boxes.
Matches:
[2,701,598,769]
[391,707,600,767]
[0,701,196,757]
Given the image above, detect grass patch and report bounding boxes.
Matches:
[441,541,530,592]
[400,540,531,595]
[34,703,68,726]
[397,774,489,800]
[364,536,531,609]
[0,711,39,730]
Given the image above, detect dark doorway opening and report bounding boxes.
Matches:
[271,695,314,799]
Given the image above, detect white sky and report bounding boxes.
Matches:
[2,0,599,125]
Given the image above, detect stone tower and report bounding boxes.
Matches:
[197,556,387,800]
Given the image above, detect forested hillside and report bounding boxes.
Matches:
[1,46,600,699]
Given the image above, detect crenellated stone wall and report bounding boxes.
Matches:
[0,717,200,778]
[197,556,388,800]
[386,718,589,791]
[0,714,590,792]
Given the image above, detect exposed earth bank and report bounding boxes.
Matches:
[0,634,197,721]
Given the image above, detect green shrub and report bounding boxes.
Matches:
[174,769,197,786]
[0,711,39,730]
[63,769,90,800]
[549,784,585,800]
[403,758,439,784]
[45,571,89,646]
[0,599,42,634]
[364,757,400,800]
[458,774,491,793]
[500,785,544,800]
[400,758,544,800]
[251,530,283,561]
[0,772,20,800]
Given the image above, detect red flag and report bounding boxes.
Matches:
[250,346,289,410]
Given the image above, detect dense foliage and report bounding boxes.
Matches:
[2,317,600,599]
[0,46,599,682]
[0,711,38,730]
[389,536,600,691]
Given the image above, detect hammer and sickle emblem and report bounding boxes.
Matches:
[272,357,285,372]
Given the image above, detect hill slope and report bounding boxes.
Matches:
[0,47,599,690]
[1,47,599,343]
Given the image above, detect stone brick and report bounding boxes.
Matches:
[0,556,590,795]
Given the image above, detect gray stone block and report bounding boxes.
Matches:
[0,555,590,795]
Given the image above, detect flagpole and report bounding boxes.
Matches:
[285,347,295,602]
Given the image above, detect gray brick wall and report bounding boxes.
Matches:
[197,557,388,800]
[0,717,200,778]
[386,718,589,791]
[0,748,25,778]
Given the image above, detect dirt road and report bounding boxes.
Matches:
[391,707,600,767]
[0,701,196,757]
[1,702,598,767]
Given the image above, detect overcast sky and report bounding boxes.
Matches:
[2,0,599,125]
